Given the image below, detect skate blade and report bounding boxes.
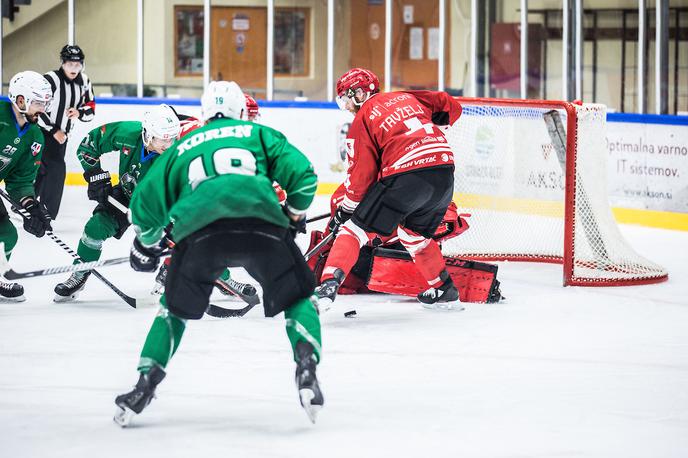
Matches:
[53,293,79,303]
[113,405,136,427]
[298,389,322,424]
[316,297,333,314]
[0,294,25,303]
[421,301,465,312]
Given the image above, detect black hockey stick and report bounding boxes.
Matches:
[206,278,261,318]
[304,231,334,261]
[306,212,330,224]
[0,253,129,280]
[0,188,137,308]
[206,229,332,318]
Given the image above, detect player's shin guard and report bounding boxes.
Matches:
[137,296,187,372]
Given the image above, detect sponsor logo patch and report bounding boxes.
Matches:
[31,142,42,156]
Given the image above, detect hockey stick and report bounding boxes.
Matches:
[206,278,261,318]
[304,231,334,261]
[0,252,129,280]
[543,110,609,260]
[305,212,330,224]
[0,188,137,307]
[206,229,332,319]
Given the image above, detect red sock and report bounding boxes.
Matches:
[398,227,446,287]
[321,231,362,282]
[409,240,446,287]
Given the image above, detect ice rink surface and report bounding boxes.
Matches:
[1,187,687,458]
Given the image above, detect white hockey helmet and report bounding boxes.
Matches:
[8,71,52,113]
[142,104,181,150]
[201,80,246,122]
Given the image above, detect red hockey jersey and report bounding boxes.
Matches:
[340,90,462,211]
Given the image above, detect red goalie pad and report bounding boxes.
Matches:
[367,248,502,304]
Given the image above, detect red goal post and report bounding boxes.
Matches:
[442,96,668,286]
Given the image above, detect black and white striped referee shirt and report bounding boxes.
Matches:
[38,67,95,135]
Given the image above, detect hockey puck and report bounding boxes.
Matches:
[344,310,357,318]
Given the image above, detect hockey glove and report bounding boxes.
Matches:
[282,205,307,240]
[22,199,52,238]
[130,238,165,272]
[328,207,353,234]
[84,167,113,204]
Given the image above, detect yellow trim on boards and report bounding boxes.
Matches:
[62,174,688,231]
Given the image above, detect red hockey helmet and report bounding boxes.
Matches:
[244,93,259,121]
[335,68,380,109]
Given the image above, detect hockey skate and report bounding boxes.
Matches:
[0,278,25,302]
[313,269,345,313]
[113,366,166,427]
[54,271,91,302]
[295,342,323,424]
[417,270,464,311]
[215,276,258,302]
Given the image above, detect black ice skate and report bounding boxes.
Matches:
[417,270,463,311]
[314,269,345,313]
[294,341,323,424]
[0,278,25,302]
[151,262,168,295]
[54,271,91,302]
[113,365,166,427]
[215,276,259,305]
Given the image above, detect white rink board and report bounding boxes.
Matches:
[61,100,688,215]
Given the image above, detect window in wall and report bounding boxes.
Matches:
[274,8,310,76]
[175,6,204,76]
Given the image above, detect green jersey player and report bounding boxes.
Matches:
[0,71,53,301]
[53,104,181,301]
[114,81,323,426]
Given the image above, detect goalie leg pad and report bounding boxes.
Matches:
[367,248,502,304]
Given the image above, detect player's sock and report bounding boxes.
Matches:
[113,365,166,427]
[285,295,322,362]
[137,298,187,372]
[54,271,91,302]
[320,231,361,282]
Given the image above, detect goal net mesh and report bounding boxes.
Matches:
[441,100,667,286]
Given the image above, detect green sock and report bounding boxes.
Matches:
[219,268,231,281]
[76,212,119,262]
[285,295,322,363]
[0,217,18,259]
[137,296,187,372]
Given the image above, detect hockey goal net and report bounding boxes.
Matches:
[441,97,668,286]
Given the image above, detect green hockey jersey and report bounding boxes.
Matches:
[130,117,317,245]
[77,121,160,199]
[0,101,44,201]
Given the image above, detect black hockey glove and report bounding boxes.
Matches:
[130,238,165,272]
[22,199,52,238]
[282,205,306,239]
[84,167,113,204]
[328,207,353,234]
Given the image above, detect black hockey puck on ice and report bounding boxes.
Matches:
[344,310,357,318]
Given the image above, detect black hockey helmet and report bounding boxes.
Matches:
[60,45,85,62]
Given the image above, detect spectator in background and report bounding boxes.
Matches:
[37,44,95,219]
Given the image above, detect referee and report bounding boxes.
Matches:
[37,44,95,219]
